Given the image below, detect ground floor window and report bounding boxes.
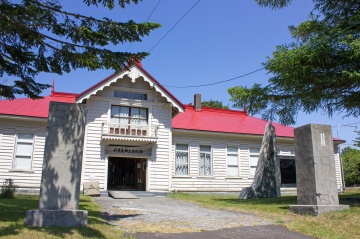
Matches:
[227,146,239,176]
[13,133,34,170]
[199,145,211,176]
[175,144,189,175]
[249,148,260,177]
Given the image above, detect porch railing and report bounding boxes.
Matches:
[102,123,158,138]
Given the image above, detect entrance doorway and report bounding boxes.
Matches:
[107,157,147,191]
[280,157,297,187]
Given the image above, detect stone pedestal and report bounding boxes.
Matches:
[83,181,100,196]
[25,102,88,227]
[25,210,88,227]
[289,124,349,216]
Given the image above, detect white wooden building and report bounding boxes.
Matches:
[0,63,345,193]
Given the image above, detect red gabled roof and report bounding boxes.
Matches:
[0,92,77,119]
[172,105,295,138]
[76,62,184,109]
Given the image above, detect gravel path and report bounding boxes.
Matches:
[93,196,272,233]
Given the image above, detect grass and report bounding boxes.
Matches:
[0,194,131,239]
[168,187,360,239]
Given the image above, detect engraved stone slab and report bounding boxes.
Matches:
[83,181,100,196]
[26,102,88,227]
[290,124,349,216]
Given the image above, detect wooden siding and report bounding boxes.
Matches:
[172,134,342,192]
[148,104,172,191]
[81,99,108,189]
[0,119,46,190]
[81,78,173,192]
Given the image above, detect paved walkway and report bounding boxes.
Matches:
[93,195,314,239]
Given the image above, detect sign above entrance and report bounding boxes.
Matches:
[105,145,152,158]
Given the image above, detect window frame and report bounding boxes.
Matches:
[199,145,212,176]
[226,146,240,177]
[249,147,260,178]
[113,90,148,101]
[111,105,148,125]
[175,144,189,176]
[13,132,35,170]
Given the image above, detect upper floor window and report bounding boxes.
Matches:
[249,148,260,177]
[227,146,239,176]
[199,145,212,176]
[175,144,189,175]
[13,133,34,170]
[114,90,147,100]
[111,106,148,125]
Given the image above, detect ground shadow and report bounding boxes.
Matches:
[0,196,107,238]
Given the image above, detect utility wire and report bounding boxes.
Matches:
[163,67,265,88]
[145,0,162,22]
[148,0,201,53]
[127,0,162,51]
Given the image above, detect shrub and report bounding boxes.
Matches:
[0,178,17,198]
[342,147,360,186]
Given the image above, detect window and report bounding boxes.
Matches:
[114,90,147,100]
[199,145,211,176]
[111,106,148,125]
[249,148,260,177]
[175,144,189,175]
[13,133,34,170]
[227,146,239,176]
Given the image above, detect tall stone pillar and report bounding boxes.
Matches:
[25,102,88,227]
[289,124,349,215]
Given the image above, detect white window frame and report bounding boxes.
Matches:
[113,90,148,101]
[175,144,189,176]
[249,147,260,178]
[227,146,240,176]
[199,145,212,176]
[13,133,34,170]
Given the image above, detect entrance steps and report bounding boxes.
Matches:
[102,190,169,198]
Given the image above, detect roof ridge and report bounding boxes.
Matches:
[183,104,247,115]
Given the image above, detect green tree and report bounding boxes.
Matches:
[0,0,160,99]
[202,99,229,109]
[354,131,360,147]
[342,147,360,186]
[228,0,360,125]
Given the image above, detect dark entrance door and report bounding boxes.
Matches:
[280,157,297,187]
[107,157,147,190]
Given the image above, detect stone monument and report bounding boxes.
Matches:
[289,124,349,216]
[25,102,88,227]
[239,123,281,199]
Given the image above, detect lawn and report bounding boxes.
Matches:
[168,187,360,239]
[0,194,131,239]
[1,189,359,239]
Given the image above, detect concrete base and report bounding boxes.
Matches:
[289,204,350,216]
[25,209,88,227]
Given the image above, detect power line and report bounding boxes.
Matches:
[127,0,162,51]
[148,0,201,53]
[163,67,265,88]
[145,0,162,22]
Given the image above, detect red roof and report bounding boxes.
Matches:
[0,92,77,118]
[172,105,295,138]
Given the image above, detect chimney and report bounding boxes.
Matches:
[194,94,201,111]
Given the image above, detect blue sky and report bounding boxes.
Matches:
[35,0,359,149]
